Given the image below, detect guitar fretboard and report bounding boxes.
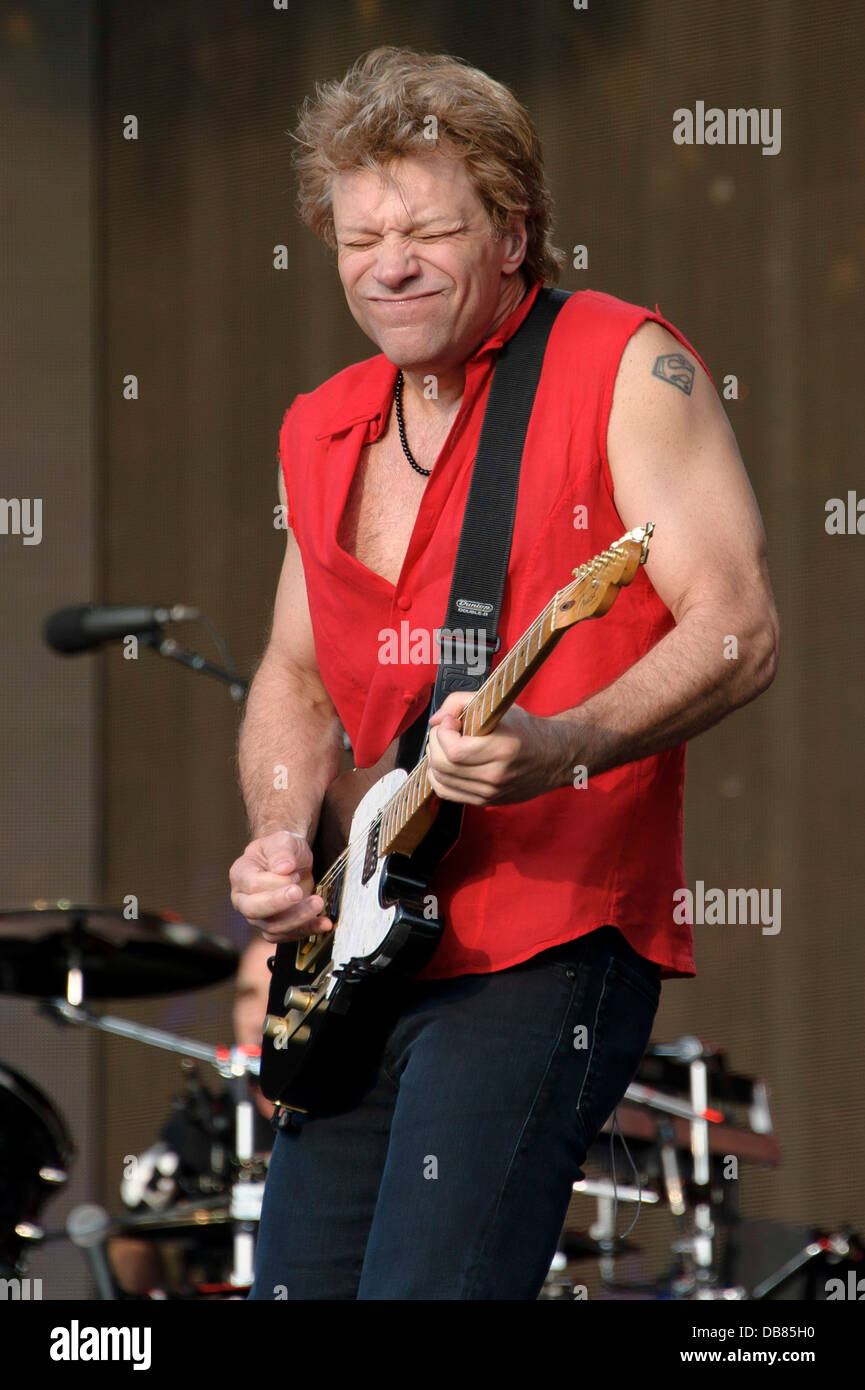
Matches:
[307,526,651,937]
[377,532,645,856]
[378,590,557,853]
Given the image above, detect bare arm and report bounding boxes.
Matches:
[238,473,342,838]
[552,320,779,778]
[230,470,343,939]
[427,321,780,802]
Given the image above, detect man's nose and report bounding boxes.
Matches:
[371,238,421,289]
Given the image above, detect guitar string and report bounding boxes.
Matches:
[310,554,622,906]
[310,549,626,905]
[311,554,620,904]
[310,588,564,902]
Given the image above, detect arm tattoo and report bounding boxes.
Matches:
[651,352,695,396]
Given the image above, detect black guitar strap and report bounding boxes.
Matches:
[396,285,571,769]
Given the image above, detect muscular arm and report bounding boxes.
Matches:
[230,471,343,938]
[238,471,343,839]
[427,321,780,802]
[552,321,779,778]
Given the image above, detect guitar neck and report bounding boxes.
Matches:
[379,592,564,856]
[378,523,653,858]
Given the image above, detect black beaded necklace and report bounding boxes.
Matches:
[394,370,432,478]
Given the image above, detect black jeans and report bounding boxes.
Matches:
[249,925,660,1300]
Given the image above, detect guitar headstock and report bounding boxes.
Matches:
[552,524,654,630]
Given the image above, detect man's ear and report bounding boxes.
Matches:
[502,214,528,273]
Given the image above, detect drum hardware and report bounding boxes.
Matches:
[37,1195,235,1246]
[38,1167,68,1184]
[749,1227,863,1301]
[621,1080,725,1126]
[112,1195,233,1238]
[540,1214,648,1298]
[43,1000,260,1081]
[42,1000,264,1296]
[555,1036,785,1300]
[540,1250,579,1299]
[573,1177,661,1204]
[0,899,258,1297]
[14,1223,45,1242]
[586,1067,723,1288]
[686,1051,713,1291]
[656,1117,686,1216]
[0,1062,74,1277]
[225,1063,267,1288]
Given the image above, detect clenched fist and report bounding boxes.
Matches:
[229,829,333,943]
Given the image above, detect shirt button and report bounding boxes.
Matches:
[396,594,411,610]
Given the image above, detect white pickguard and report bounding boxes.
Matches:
[328,767,408,978]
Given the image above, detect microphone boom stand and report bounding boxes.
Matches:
[137,632,248,702]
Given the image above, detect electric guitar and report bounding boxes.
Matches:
[260,524,654,1112]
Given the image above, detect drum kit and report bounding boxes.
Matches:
[0,901,262,1299]
[0,901,858,1300]
[544,1040,861,1300]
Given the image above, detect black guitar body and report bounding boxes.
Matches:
[259,745,463,1115]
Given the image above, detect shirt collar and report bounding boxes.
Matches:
[314,279,545,441]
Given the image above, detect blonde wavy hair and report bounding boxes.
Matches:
[292,46,565,285]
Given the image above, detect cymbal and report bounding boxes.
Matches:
[0,902,238,998]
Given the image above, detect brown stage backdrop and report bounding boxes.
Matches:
[2,0,862,1296]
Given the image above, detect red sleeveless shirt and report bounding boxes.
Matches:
[278,281,707,980]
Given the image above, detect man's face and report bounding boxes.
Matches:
[332,151,525,374]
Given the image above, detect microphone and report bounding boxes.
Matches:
[65,1203,118,1301]
[44,602,200,654]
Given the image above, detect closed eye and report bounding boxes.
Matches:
[341,229,462,250]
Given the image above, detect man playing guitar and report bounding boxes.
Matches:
[230,46,778,1300]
